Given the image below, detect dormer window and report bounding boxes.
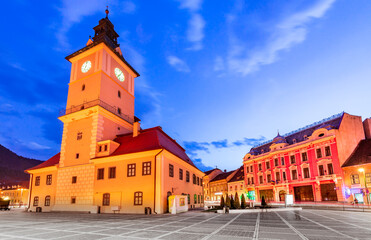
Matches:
[304,135,308,140]
[318,133,325,137]
[293,139,296,144]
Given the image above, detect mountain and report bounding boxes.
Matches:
[0,144,43,186]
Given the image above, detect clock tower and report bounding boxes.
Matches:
[54,10,140,211]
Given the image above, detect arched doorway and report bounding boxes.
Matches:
[279,190,286,201]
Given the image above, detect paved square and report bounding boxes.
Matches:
[0,209,371,239]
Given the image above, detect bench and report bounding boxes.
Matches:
[111,206,120,213]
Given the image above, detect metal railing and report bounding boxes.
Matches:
[59,99,133,124]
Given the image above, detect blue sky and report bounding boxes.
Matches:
[1,0,371,171]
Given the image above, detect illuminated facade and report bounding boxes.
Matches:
[227,166,245,201]
[243,113,366,203]
[208,170,238,201]
[1,184,29,207]
[26,12,203,214]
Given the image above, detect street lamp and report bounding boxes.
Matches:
[358,168,369,205]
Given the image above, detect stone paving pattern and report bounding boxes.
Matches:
[0,209,371,239]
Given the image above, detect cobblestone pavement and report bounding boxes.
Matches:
[1,209,371,240]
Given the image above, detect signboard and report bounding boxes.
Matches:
[214,192,223,196]
[285,194,294,206]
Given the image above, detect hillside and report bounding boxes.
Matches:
[0,144,43,185]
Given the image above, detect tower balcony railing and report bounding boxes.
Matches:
[59,99,133,124]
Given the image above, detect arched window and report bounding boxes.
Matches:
[194,194,197,204]
[44,196,51,206]
[33,196,39,206]
[187,194,190,204]
[102,193,110,206]
[134,192,143,205]
[198,195,200,203]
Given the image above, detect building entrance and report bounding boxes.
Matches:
[294,185,314,202]
[259,189,274,202]
[320,183,338,201]
[279,190,286,201]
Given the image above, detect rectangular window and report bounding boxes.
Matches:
[197,177,200,185]
[103,193,110,206]
[134,192,143,205]
[127,164,136,177]
[319,165,325,176]
[179,168,183,180]
[72,176,77,184]
[316,148,322,158]
[292,170,298,180]
[44,196,50,206]
[186,171,190,182]
[301,152,308,161]
[109,167,116,179]
[77,132,82,140]
[351,174,360,184]
[33,196,39,206]
[325,146,331,156]
[76,153,79,159]
[247,178,250,185]
[118,108,121,115]
[251,177,254,184]
[142,162,151,175]
[258,163,262,171]
[104,145,108,151]
[266,161,270,169]
[290,155,296,164]
[366,173,371,183]
[303,168,310,178]
[246,167,249,173]
[259,175,263,184]
[99,146,102,152]
[169,164,174,177]
[327,163,334,175]
[71,197,76,204]
[267,174,271,183]
[283,172,287,181]
[97,168,104,180]
[35,176,40,186]
[275,171,280,181]
[46,175,52,185]
[274,158,279,166]
[281,157,285,165]
[250,165,253,172]
[193,174,196,184]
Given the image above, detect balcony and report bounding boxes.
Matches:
[59,99,133,124]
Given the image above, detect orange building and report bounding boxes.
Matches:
[1,182,29,207]
[26,11,203,214]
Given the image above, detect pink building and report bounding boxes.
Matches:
[243,112,365,203]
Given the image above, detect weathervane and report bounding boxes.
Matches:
[105,6,109,18]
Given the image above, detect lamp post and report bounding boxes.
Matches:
[358,168,369,205]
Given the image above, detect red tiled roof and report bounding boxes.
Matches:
[342,139,371,167]
[108,127,198,169]
[25,153,60,172]
[204,168,220,175]
[210,170,235,182]
[228,166,244,183]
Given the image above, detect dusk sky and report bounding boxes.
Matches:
[1,0,370,171]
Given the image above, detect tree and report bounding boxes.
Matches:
[220,195,225,208]
[234,192,241,209]
[225,194,231,208]
[230,194,235,209]
[241,194,246,209]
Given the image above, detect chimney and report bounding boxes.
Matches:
[363,118,371,139]
[133,121,140,137]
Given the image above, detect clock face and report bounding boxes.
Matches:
[114,68,125,82]
[81,61,92,73]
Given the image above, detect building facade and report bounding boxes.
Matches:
[243,113,365,203]
[208,170,238,202]
[26,12,203,214]
[227,166,245,201]
[0,183,29,207]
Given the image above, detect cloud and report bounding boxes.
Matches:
[29,142,51,150]
[227,0,336,76]
[177,0,202,11]
[186,13,205,51]
[167,56,190,72]
[192,158,213,172]
[122,1,136,14]
[175,0,205,51]
[211,139,228,148]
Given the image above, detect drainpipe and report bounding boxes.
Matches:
[153,149,164,214]
[27,174,33,211]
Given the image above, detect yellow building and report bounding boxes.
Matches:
[1,184,29,207]
[342,139,371,204]
[26,11,203,214]
[208,170,237,202]
[227,166,245,201]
